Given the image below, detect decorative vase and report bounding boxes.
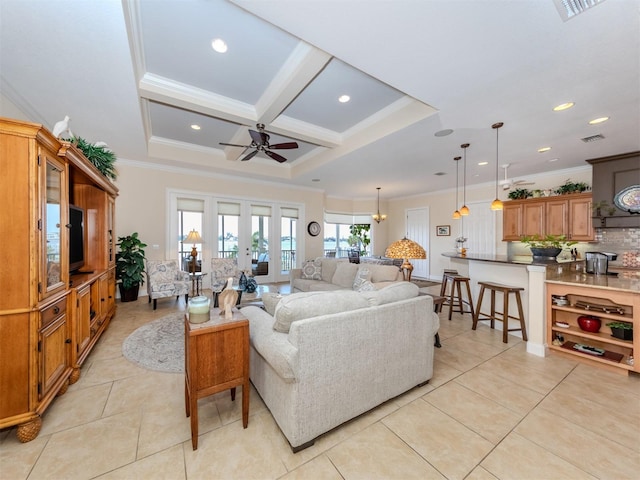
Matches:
[577,315,601,333]
[530,247,562,259]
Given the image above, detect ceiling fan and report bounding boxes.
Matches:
[219,123,298,163]
[499,164,535,190]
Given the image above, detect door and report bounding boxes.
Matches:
[406,208,429,279]
[463,201,496,254]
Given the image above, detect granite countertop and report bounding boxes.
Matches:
[442,252,582,267]
[546,268,640,294]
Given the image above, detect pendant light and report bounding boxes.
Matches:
[372,187,387,223]
[491,122,504,211]
[460,143,470,216]
[452,157,462,219]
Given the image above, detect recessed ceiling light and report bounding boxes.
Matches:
[548,158,559,162]
[478,161,488,166]
[312,179,320,182]
[538,147,552,153]
[338,95,350,103]
[434,172,446,176]
[434,129,454,137]
[190,124,201,130]
[211,38,228,53]
[553,102,574,111]
[589,116,609,125]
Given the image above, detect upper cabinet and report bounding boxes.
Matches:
[502,193,594,241]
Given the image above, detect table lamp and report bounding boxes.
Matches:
[184,229,202,275]
[385,237,426,282]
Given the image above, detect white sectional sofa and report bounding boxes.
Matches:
[241,282,440,451]
[289,256,402,293]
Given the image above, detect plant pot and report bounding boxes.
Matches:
[610,327,633,341]
[119,284,140,302]
[530,247,562,259]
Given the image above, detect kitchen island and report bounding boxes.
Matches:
[442,252,583,357]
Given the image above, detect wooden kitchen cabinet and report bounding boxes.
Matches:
[547,282,638,374]
[503,193,593,241]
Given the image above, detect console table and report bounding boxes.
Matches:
[184,309,249,449]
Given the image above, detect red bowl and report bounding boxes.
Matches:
[577,315,601,333]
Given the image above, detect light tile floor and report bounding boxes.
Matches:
[2,284,639,480]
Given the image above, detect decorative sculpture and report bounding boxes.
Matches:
[218,277,238,320]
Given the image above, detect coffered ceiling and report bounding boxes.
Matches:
[1,0,638,199]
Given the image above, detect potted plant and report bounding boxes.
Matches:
[116,232,147,302]
[521,234,577,259]
[606,321,633,341]
[554,179,589,195]
[508,188,532,200]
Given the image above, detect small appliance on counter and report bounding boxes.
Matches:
[585,252,618,275]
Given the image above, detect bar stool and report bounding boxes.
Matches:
[440,272,475,321]
[473,281,527,343]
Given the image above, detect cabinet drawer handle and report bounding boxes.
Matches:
[53,306,60,315]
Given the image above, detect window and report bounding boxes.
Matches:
[218,202,240,258]
[323,213,372,258]
[178,198,204,271]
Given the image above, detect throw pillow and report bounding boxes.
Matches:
[352,266,372,290]
[262,292,282,316]
[331,262,359,288]
[356,279,376,292]
[301,259,322,280]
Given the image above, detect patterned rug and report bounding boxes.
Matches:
[122,313,184,373]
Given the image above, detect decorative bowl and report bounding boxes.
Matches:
[577,315,601,333]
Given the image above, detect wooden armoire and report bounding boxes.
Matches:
[0,118,118,442]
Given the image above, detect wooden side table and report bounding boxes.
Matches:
[184,308,249,450]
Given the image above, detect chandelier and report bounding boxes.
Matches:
[372,187,387,223]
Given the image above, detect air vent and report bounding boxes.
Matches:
[581,134,605,143]
[434,172,447,176]
[553,0,606,21]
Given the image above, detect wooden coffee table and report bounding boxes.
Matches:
[184,308,249,450]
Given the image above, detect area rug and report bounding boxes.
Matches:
[122,313,184,373]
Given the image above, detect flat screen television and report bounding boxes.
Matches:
[69,205,85,273]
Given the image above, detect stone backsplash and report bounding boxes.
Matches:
[507,227,639,269]
[594,227,640,268]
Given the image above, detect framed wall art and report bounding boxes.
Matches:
[436,225,450,236]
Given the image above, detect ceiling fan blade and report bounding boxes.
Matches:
[219,142,251,148]
[240,150,259,161]
[269,142,298,150]
[265,150,287,163]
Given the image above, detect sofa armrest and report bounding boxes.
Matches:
[289,268,303,285]
[243,306,298,381]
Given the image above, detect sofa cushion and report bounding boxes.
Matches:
[332,262,359,288]
[352,266,372,290]
[359,281,419,306]
[369,264,401,283]
[273,290,369,333]
[262,292,282,316]
[319,257,342,282]
[301,259,322,280]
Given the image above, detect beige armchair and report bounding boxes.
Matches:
[145,260,190,310]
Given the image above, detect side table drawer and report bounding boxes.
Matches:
[41,297,67,328]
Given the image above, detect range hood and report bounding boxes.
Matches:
[586,151,640,229]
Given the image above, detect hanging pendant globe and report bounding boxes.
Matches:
[452,210,461,219]
[460,205,470,216]
[491,198,504,211]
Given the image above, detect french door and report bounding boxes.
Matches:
[216,200,299,284]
